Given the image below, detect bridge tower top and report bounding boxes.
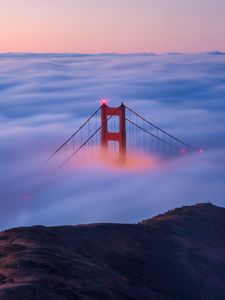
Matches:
[101,102,126,163]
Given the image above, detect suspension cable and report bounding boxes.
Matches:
[59,105,121,168]
[126,118,176,148]
[48,106,102,160]
[125,105,196,150]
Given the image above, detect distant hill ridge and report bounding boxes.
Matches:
[0,203,225,300]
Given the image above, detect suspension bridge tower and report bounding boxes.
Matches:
[101,101,126,163]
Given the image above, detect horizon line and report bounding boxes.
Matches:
[0,50,225,56]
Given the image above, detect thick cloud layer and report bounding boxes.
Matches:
[0,52,225,229]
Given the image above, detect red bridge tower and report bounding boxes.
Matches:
[101,102,126,163]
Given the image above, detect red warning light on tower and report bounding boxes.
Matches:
[101,98,107,105]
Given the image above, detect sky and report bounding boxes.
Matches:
[0,52,225,229]
[0,0,225,53]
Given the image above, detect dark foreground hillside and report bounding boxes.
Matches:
[0,203,225,300]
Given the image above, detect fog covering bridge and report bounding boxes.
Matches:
[48,101,197,168]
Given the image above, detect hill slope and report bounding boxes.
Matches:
[0,203,225,300]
